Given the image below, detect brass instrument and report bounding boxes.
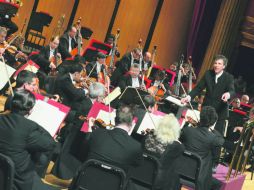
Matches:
[226,119,254,180]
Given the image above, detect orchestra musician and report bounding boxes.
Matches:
[111,48,142,86]
[105,34,120,58]
[85,52,107,81]
[0,0,18,38]
[58,26,78,60]
[142,52,152,72]
[0,26,7,58]
[33,36,61,74]
[0,90,60,190]
[118,63,146,92]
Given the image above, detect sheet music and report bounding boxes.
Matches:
[28,100,66,137]
[104,87,121,105]
[165,96,184,107]
[137,112,163,134]
[0,61,16,90]
[96,109,136,135]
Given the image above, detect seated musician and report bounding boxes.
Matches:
[85,52,106,81]
[0,26,7,59]
[142,51,152,72]
[54,63,86,109]
[180,106,224,190]
[58,26,78,60]
[118,63,146,91]
[144,114,184,190]
[148,70,170,97]
[33,36,61,74]
[111,48,142,86]
[0,0,18,38]
[240,94,249,105]
[105,34,120,57]
[0,89,59,190]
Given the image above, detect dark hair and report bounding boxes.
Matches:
[11,89,36,115]
[144,95,155,108]
[69,64,83,74]
[199,106,218,128]
[16,70,37,88]
[131,63,140,69]
[214,54,228,67]
[155,70,165,81]
[115,105,134,126]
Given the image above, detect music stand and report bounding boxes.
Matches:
[118,87,149,106]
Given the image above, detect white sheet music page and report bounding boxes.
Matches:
[0,61,16,90]
[28,100,65,136]
[137,112,163,134]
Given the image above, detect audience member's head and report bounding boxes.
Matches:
[10,89,36,116]
[154,114,180,144]
[16,70,38,92]
[115,105,134,127]
[88,82,105,101]
[130,63,140,78]
[241,94,249,104]
[199,106,218,128]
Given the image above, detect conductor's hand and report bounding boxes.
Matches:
[221,92,230,102]
[181,95,191,104]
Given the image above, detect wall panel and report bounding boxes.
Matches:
[74,0,115,44]
[112,0,158,54]
[149,0,195,68]
[36,0,75,43]
[12,0,35,35]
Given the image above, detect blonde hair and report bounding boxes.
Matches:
[154,114,180,144]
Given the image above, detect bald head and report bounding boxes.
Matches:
[144,52,151,62]
[241,95,249,104]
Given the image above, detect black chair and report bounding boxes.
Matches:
[0,153,15,190]
[69,159,127,190]
[129,153,160,190]
[175,150,202,189]
[25,12,53,51]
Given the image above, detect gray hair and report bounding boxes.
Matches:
[88,82,105,99]
[214,54,228,67]
[154,114,181,144]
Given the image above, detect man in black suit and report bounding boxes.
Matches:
[34,36,61,74]
[87,105,143,172]
[58,26,78,60]
[180,106,224,190]
[118,63,146,92]
[0,90,59,190]
[85,52,106,80]
[54,63,86,109]
[142,52,152,72]
[111,48,142,86]
[181,54,235,134]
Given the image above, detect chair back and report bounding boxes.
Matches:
[130,153,160,189]
[69,159,127,190]
[175,150,202,188]
[0,153,15,190]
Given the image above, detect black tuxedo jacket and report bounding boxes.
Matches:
[0,113,56,190]
[37,45,58,74]
[87,128,143,172]
[189,70,235,119]
[118,74,142,91]
[59,33,77,60]
[54,74,86,108]
[85,61,106,80]
[180,126,224,190]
